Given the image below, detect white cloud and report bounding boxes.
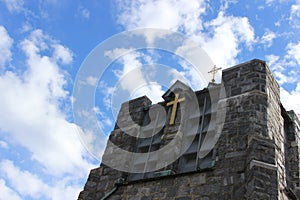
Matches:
[287,41,300,65]
[94,107,113,127]
[0,160,49,198]
[104,48,134,60]
[266,0,275,6]
[0,160,83,200]
[0,179,22,200]
[174,39,214,86]
[78,6,90,19]
[0,26,13,69]
[52,44,73,65]
[200,12,255,68]
[115,0,206,35]
[265,48,300,116]
[86,76,98,86]
[281,84,300,115]
[112,51,163,102]
[178,59,208,89]
[266,54,280,68]
[219,0,238,12]
[261,30,276,48]
[20,23,32,33]
[274,70,297,84]
[290,0,300,27]
[131,81,165,103]
[115,52,143,78]
[1,0,24,13]
[0,140,8,149]
[0,28,95,177]
[99,82,115,109]
[106,50,143,90]
[103,48,167,113]
[266,53,299,85]
[114,0,255,69]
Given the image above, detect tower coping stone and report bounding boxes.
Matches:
[222,59,267,73]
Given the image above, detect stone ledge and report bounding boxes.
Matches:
[222,59,266,73]
[249,159,277,171]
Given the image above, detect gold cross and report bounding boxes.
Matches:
[166,93,185,125]
[208,65,222,83]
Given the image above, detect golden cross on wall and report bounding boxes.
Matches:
[166,93,185,125]
[208,65,222,83]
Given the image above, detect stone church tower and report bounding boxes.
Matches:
[78,59,300,200]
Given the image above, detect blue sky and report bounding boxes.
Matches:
[0,0,300,199]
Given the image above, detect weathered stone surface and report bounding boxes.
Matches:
[78,59,300,200]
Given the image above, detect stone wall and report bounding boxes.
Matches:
[283,108,300,198]
[266,62,287,199]
[78,59,300,200]
[221,59,280,199]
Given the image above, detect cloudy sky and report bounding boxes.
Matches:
[0,0,300,199]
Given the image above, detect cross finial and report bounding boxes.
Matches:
[208,65,222,83]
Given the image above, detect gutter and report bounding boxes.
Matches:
[100,178,125,200]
